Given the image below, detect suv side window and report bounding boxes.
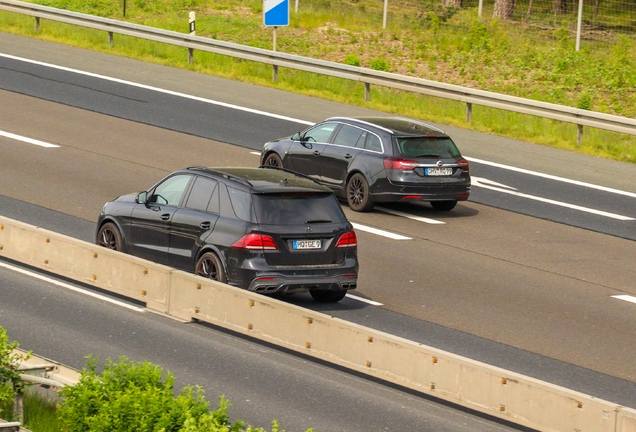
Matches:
[185,177,219,213]
[150,175,191,206]
[332,124,363,147]
[227,187,255,222]
[302,122,338,144]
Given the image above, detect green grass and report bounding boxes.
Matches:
[0,391,62,432]
[0,0,635,164]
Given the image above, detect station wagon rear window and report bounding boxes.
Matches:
[397,137,461,159]
[252,193,347,225]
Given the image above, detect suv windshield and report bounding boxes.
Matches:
[252,193,347,225]
[397,137,461,159]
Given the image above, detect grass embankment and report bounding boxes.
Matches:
[0,0,635,163]
[0,392,61,432]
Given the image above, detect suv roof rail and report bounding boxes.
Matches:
[259,165,323,186]
[186,166,253,187]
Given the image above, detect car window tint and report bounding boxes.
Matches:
[332,124,363,147]
[366,134,382,152]
[398,137,461,158]
[185,177,218,212]
[355,131,368,148]
[150,175,191,206]
[228,187,255,222]
[252,193,347,225]
[207,182,220,214]
[303,123,338,143]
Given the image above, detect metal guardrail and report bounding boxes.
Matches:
[1,0,636,144]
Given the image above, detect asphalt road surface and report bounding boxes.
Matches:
[1,31,636,430]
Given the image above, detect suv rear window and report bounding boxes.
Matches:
[397,137,461,159]
[252,193,347,225]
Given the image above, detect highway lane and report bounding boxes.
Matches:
[2,89,636,394]
[2,49,635,240]
[0,262,527,432]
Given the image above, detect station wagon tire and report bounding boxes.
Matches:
[430,200,458,211]
[310,289,347,303]
[264,153,283,168]
[346,173,374,212]
[195,252,227,284]
[97,222,125,252]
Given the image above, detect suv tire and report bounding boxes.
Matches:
[195,252,228,283]
[97,222,125,252]
[431,200,457,211]
[310,289,347,303]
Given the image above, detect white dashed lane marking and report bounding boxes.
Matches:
[0,130,60,148]
[376,206,445,225]
[611,295,636,305]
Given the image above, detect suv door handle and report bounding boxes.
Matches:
[313,150,321,156]
[344,153,353,159]
[200,221,211,229]
[160,213,171,221]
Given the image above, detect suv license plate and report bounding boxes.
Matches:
[293,240,321,250]
[425,167,453,176]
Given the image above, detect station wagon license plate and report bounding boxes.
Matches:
[425,167,453,176]
[293,240,321,250]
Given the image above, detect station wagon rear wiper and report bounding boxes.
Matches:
[414,153,440,158]
[306,219,332,224]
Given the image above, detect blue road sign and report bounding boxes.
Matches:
[264,0,289,26]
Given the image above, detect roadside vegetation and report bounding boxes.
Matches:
[0,0,635,163]
[1,327,304,432]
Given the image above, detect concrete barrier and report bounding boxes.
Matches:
[1,214,633,432]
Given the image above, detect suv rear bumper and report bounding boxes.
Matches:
[247,273,357,294]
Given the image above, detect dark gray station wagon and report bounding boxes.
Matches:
[261,116,471,212]
[96,166,358,303]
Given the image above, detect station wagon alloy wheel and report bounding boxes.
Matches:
[347,173,373,212]
[264,153,282,167]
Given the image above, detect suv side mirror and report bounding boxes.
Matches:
[291,132,300,141]
[136,191,148,204]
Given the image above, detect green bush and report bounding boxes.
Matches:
[0,327,29,406]
[343,53,360,66]
[369,57,390,71]
[57,356,242,432]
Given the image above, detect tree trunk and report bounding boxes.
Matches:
[552,0,567,14]
[526,0,534,20]
[494,0,516,19]
[443,0,462,7]
[594,0,600,18]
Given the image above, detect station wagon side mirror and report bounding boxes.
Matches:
[291,132,301,141]
[136,191,147,204]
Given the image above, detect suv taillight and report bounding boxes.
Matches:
[383,158,419,171]
[232,234,278,250]
[336,232,357,248]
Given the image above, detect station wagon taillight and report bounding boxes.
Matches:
[383,158,419,170]
[232,234,278,251]
[336,232,357,248]
[457,158,469,172]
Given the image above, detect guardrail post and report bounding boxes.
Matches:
[272,26,278,82]
[11,384,24,424]
[577,124,583,145]
[364,83,370,101]
[35,16,40,32]
[188,48,193,64]
[108,31,113,47]
[466,102,473,124]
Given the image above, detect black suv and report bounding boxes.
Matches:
[96,166,358,303]
[261,116,471,212]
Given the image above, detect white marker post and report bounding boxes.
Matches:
[188,11,195,64]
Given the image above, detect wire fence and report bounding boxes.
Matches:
[393,0,635,48]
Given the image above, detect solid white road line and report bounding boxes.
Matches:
[346,294,384,306]
[466,156,636,199]
[472,176,635,221]
[611,295,636,305]
[376,206,445,225]
[0,53,314,127]
[0,260,145,312]
[0,130,60,148]
[352,222,411,240]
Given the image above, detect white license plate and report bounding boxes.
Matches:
[293,240,321,250]
[425,167,453,176]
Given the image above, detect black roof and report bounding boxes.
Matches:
[185,167,333,194]
[328,116,448,138]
